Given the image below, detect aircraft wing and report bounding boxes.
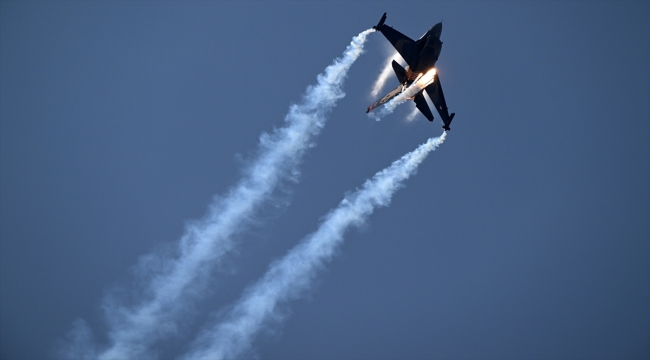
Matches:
[425,73,456,130]
[366,84,403,113]
[375,25,418,69]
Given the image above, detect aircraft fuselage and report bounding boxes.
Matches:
[368,14,455,130]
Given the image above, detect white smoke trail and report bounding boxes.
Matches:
[369,50,400,98]
[405,105,420,122]
[183,132,447,360]
[62,29,374,360]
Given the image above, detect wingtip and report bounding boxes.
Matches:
[373,12,387,30]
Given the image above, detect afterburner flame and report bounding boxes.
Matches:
[416,68,437,88]
[367,68,439,121]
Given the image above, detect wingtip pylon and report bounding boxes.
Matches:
[442,112,455,131]
[373,13,387,30]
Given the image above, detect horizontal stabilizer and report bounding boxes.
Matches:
[414,93,434,121]
[391,60,406,84]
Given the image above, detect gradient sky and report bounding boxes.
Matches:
[1,1,649,359]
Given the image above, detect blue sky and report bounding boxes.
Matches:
[1,1,648,359]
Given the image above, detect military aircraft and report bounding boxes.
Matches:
[366,13,456,131]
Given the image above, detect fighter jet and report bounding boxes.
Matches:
[367,13,456,131]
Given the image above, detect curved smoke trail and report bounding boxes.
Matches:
[62,29,374,360]
[369,50,400,98]
[183,132,447,360]
[405,105,420,122]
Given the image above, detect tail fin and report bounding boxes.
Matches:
[391,60,406,84]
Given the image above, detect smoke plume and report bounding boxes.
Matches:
[183,132,447,360]
[369,50,400,98]
[405,105,420,122]
[61,29,374,360]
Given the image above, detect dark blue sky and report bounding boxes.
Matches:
[1,1,648,359]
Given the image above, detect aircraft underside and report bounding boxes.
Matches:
[367,13,456,131]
